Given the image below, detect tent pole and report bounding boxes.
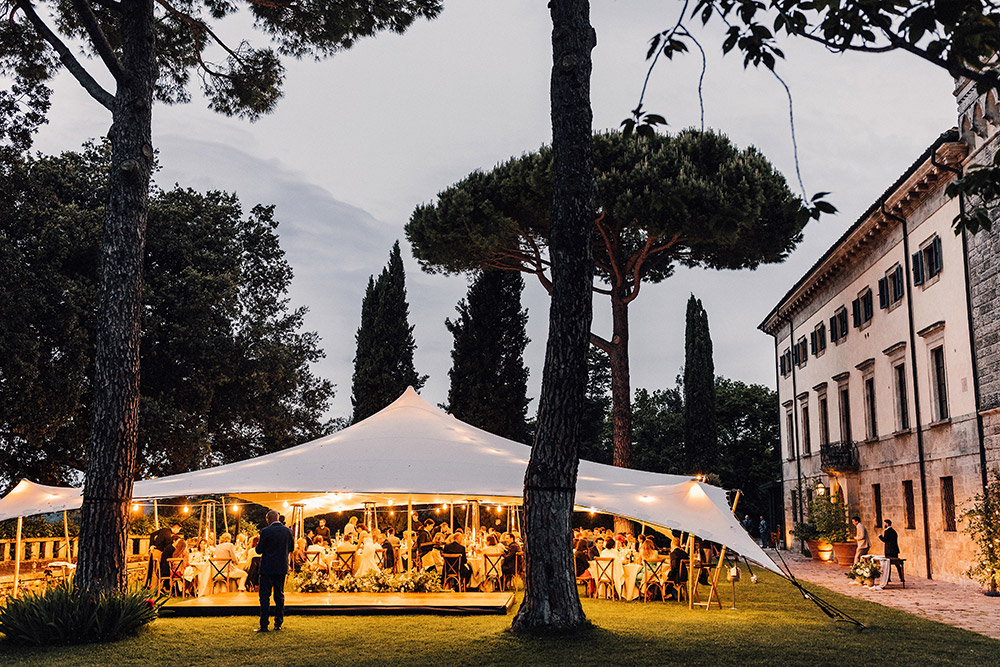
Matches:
[705,490,741,611]
[406,498,413,573]
[449,502,453,532]
[63,510,71,562]
[222,496,229,536]
[13,516,23,599]
[687,533,696,610]
[153,499,159,531]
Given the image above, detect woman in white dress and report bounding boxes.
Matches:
[354,530,381,576]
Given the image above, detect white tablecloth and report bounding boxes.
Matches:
[588,558,641,600]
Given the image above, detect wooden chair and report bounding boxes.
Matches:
[209,558,236,594]
[506,551,524,592]
[483,554,505,592]
[333,551,356,578]
[245,556,260,592]
[374,547,386,570]
[640,559,665,602]
[442,553,465,592]
[164,558,190,598]
[594,557,619,600]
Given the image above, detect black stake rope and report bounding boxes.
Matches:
[767,546,866,629]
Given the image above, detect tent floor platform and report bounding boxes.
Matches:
[163,591,516,616]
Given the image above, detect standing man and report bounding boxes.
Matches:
[878,519,904,582]
[255,509,294,632]
[314,518,331,545]
[852,515,870,564]
[757,516,769,548]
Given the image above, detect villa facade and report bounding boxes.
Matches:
[760,79,1000,584]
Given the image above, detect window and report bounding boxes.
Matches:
[864,376,878,440]
[913,235,943,286]
[872,484,883,528]
[818,393,830,446]
[811,323,827,356]
[838,381,852,442]
[780,348,791,377]
[830,307,848,343]
[894,362,910,431]
[941,477,957,532]
[879,264,905,309]
[801,400,811,455]
[931,345,949,421]
[794,337,808,367]
[785,408,795,460]
[852,288,874,328]
[903,480,916,530]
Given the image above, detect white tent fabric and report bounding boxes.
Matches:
[0,388,779,572]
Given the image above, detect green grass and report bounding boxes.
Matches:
[0,572,995,666]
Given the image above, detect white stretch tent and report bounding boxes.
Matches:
[0,388,779,572]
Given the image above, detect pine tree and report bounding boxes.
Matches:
[684,294,717,475]
[351,241,426,423]
[445,270,531,442]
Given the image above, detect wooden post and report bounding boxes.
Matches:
[704,490,741,611]
[407,498,413,573]
[153,499,159,530]
[687,533,696,609]
[63,510,71,562]
[222,496,229,536]
[13,516,23,599]
[449,502,454,532]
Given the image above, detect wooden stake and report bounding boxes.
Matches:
[63,510,71,562]
[13,516,23,599]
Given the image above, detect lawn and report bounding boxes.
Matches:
[0,572,995,666]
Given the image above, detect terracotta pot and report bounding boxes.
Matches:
[865,577,875,587]
[831,542,856,566]
[806,539,834,562]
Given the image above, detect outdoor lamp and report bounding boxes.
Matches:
[816,482,827,496]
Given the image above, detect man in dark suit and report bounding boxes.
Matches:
[314,518,331,544]
[147,524,179,585]
[415,518,435,562]
[500,532,521,577]
[441,532,471,586]
[255,509,294,632]
[879,518,904,581]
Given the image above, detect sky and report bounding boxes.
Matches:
[30,1,958,420]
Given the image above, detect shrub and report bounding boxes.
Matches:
[963,469,1000,594]
[809,494,851,543]
[0,583,166,646]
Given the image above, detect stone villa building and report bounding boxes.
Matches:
[760,79,1000,584]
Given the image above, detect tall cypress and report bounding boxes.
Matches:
[683,294,717,474]
[350,241,426,423]
[446,270,531,442]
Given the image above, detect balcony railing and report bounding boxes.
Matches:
[820,440,859,473]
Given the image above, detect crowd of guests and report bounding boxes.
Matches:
[572,527,697,600]
[148,524,261,594]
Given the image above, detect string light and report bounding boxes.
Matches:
[131,504,139,512]
[231,504,239,512]
[182,505,189,514]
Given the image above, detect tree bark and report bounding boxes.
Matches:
[511,0,594,632]
[608,292,633,535]
[75,0,157,592]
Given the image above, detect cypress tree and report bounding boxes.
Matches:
[351,241,426,423]
[683,294,717,475]
[445,270,531,442]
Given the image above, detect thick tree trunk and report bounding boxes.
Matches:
[75,0,157,592]
[608,293,633,535]
[511,0,594,633]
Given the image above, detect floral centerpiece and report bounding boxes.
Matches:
[846,559,881,585]
[290,569,445,594]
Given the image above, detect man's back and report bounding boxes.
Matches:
[257,522,294,574]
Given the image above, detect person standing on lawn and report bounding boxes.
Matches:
[852,516,870,564]
[255,509,294,632]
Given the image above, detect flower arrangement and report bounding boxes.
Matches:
[963,470,1000,595]
[846,559,881,582]
[290,569,445,594]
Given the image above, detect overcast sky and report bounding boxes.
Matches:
[31,1,957,420]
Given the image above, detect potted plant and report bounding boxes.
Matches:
[809,494,854,566]
[792,522,831,562]
[963,470,1000,596]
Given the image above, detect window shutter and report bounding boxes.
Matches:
[810,331,817,355]
[780,356,786,375]
[830,316,838,342]
[863,290,873,321]
[800,340,808,362]
[878,277,889,308]
[912,251,925,285]
[792,345,799,365]
[931,236,943,276]
[852,298,861,327]
[839,310,848,338]
[894,265,905,300]
[818,325,826,351]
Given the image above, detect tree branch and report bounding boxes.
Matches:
[72,0,125,81]
[89,0,122,14]
[590,333,613,353]
[15,1,114,110]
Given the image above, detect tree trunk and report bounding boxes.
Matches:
[608,293,633,535]
[75,0,157,592]
[511,0,594,633]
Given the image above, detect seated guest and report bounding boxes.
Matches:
[415,519,436,561]
[589,537,604,561]
[599,538,619,559]
[501,533,521,577]
[639,538,660,563]
[667,537,688,595]
[441,533,472,586]
[573,538,592,578]
[483,533,505,556]
[381,530,398,570]
[343,516,359,537]
[291,537,308,573]
[336,532,358,552]
[306,536,328,571]
[213,532,249,591]
[423,534,445,571]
